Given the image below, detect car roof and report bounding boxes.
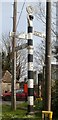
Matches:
[16,89,24,93]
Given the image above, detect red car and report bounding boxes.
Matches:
[16,89,27,100]
[2,89,25,101]
[2,89,37,101]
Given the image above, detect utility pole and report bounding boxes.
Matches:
[45,1,51,111]
[11,0,17,110]
[55,2,58,80]
[56,1,58,62]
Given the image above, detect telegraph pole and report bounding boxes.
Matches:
[56,1,58,62]
[55,2,58,80]
[11,0,17,110]
[45,1,51,111]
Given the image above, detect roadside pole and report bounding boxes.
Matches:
[45,1,51,111]
[11,0,17,110]
[27,14,34,114]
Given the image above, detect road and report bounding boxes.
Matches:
[0,98,25,105]
[2,100,24,105]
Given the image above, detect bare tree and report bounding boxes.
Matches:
[34,39,45,73]
[2,33,28,81]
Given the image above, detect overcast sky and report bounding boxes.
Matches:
[1,1,45,48]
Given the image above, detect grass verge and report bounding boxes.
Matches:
[2,102,42,120]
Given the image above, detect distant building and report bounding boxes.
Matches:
[2,70,19,92]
